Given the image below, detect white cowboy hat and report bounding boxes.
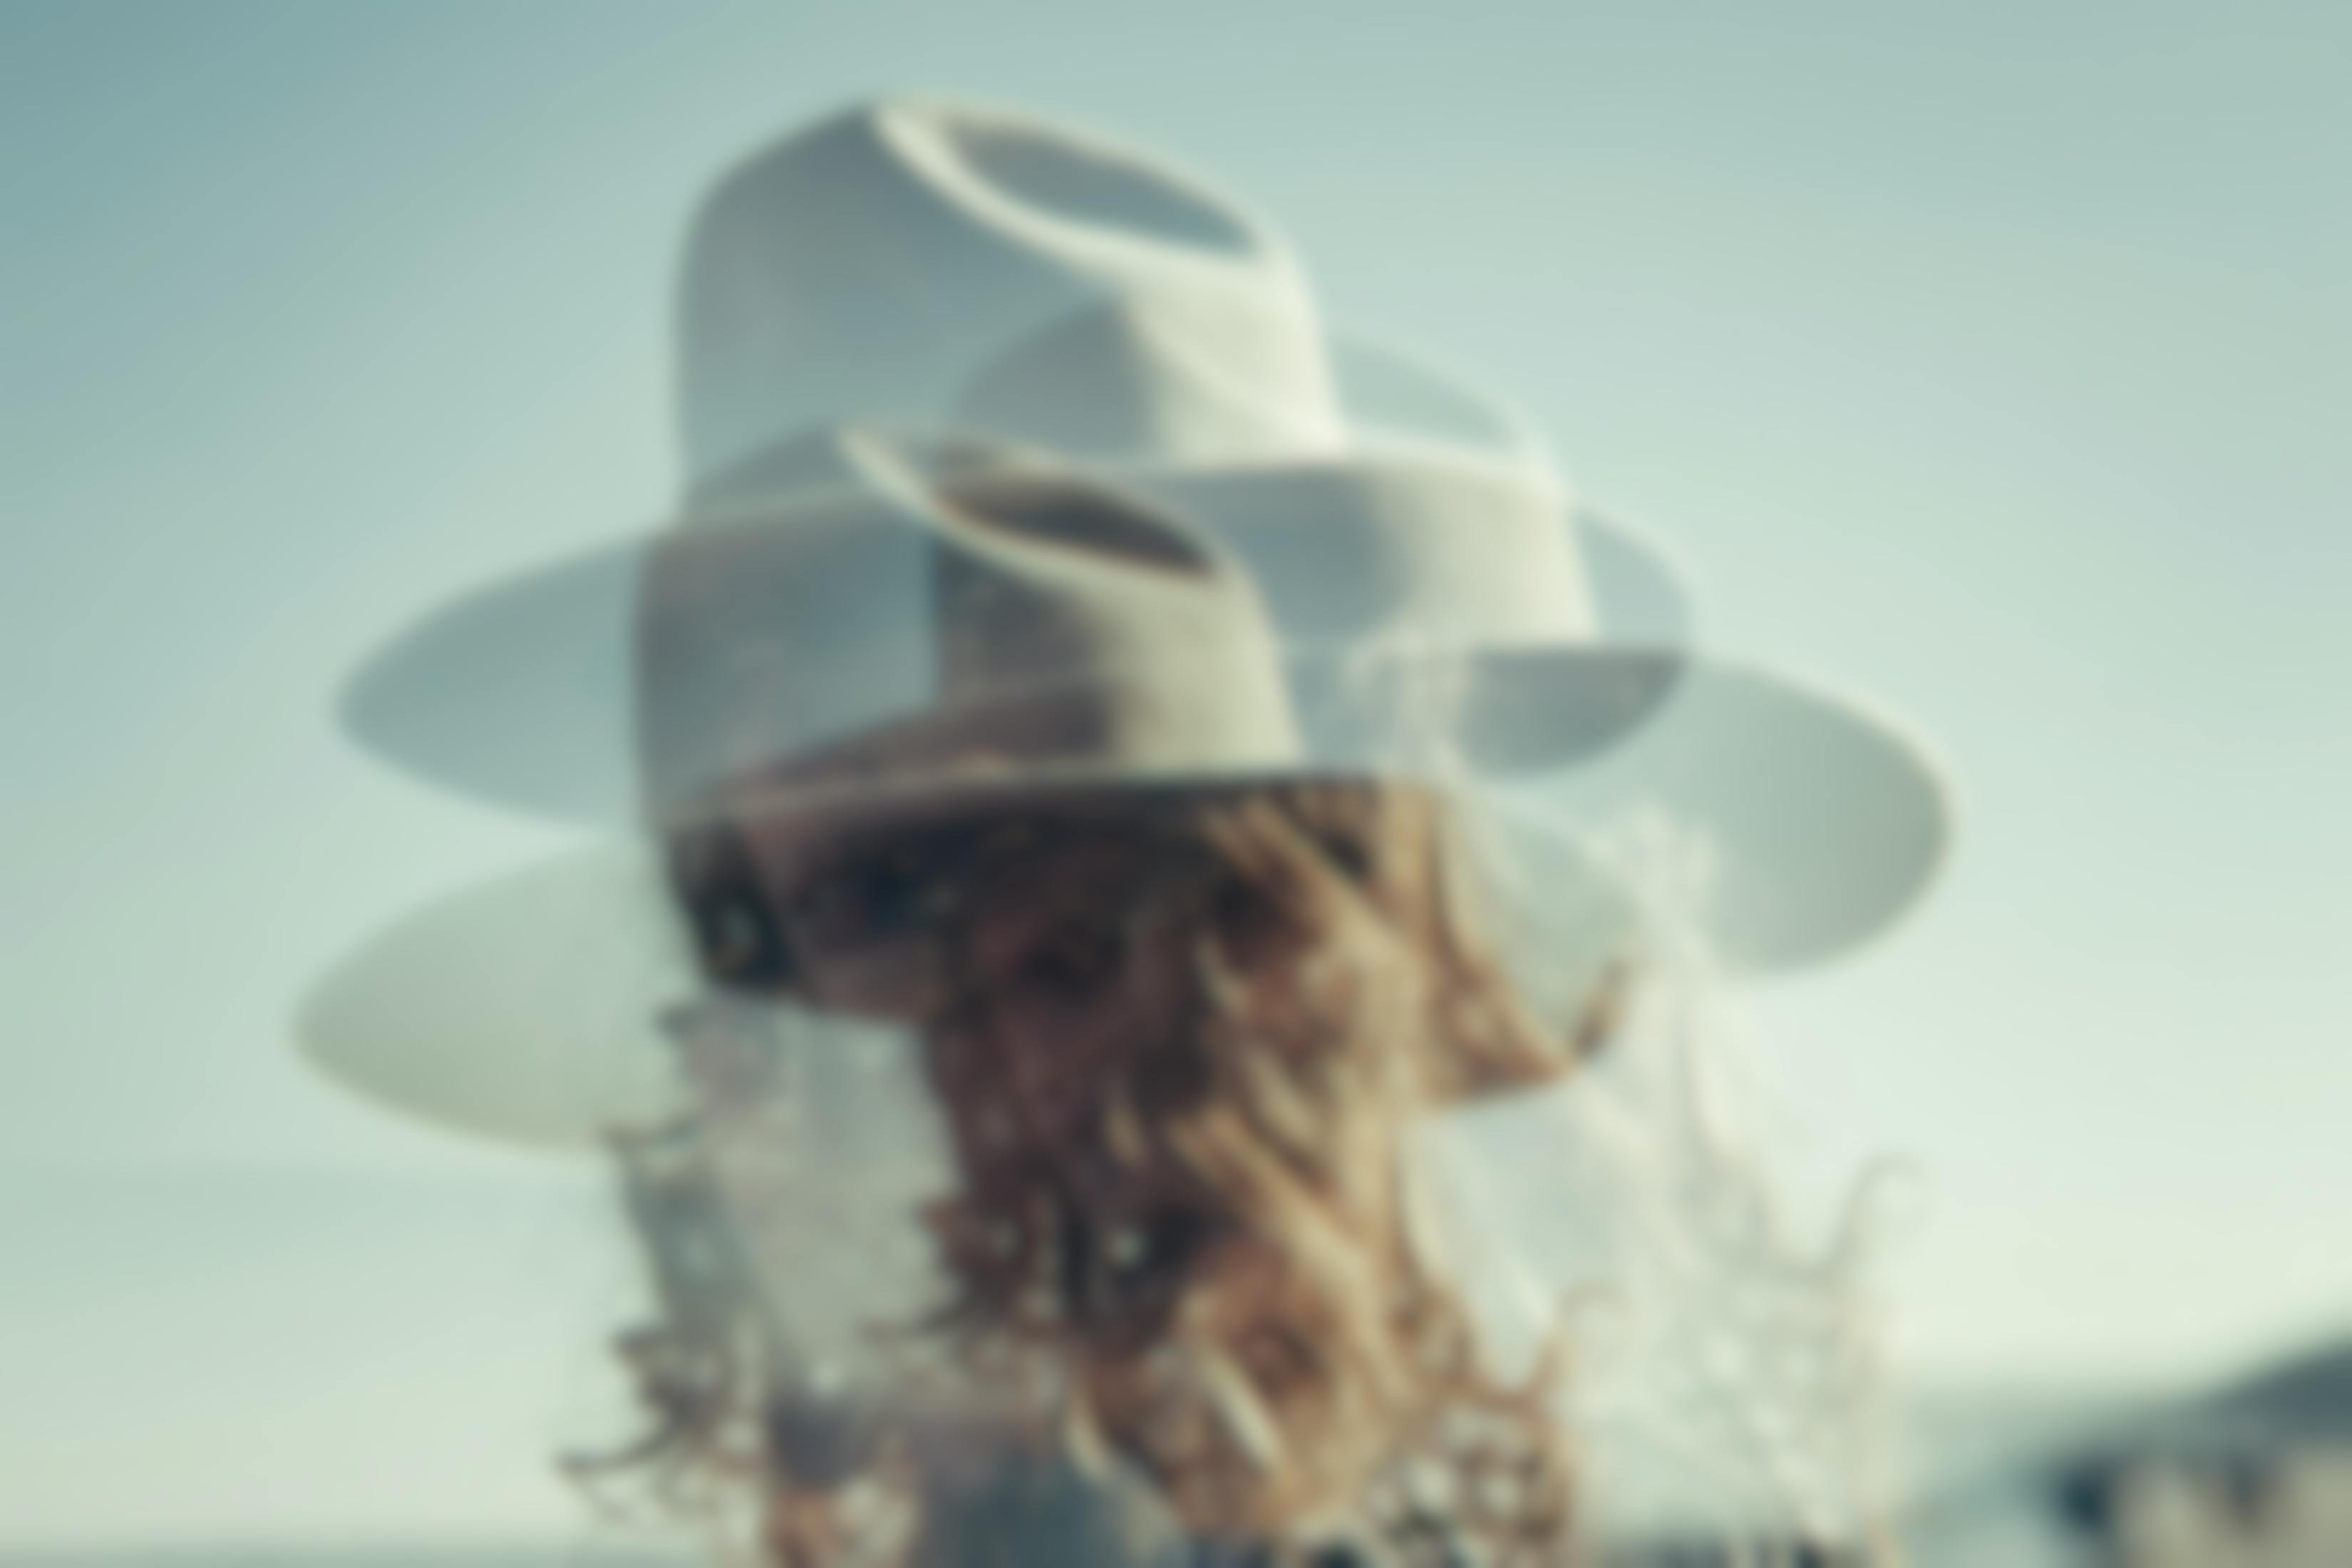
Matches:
[303,96,1949,1148]
[306,430,1652,1146]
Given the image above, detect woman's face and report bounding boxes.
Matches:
[691,794,1217,1135]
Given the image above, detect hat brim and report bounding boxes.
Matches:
[341,465,1697,826]
[296,794,1646,1152]
[302,655,1946,1152]
[1498,657,1951,969]
[337,474,1944,954]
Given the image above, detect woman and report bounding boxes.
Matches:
[304,100,1946,1568]
[307,420,1939,1562]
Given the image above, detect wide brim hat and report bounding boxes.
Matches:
[299,96,1950,1150]
[304,427,1945,1151]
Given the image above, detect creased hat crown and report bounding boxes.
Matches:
[636,430,1304,822]
[678,97,1341,491]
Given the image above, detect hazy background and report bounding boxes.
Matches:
[3,0,2346,1549]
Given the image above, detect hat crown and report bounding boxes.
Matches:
[636,431,1303,820]
[676,96,1341,490]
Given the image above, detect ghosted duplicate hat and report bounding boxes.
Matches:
[302,97,1949,1149]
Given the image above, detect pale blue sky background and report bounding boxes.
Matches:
[1,0,2346,1547]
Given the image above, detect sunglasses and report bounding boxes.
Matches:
[667,811,1215,996]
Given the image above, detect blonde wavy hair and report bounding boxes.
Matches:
[582,780,1622,1566]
